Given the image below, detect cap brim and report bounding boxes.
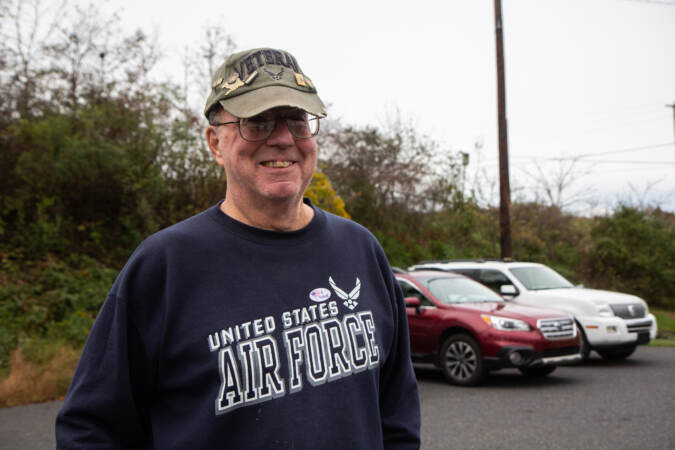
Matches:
[218,85,327,118]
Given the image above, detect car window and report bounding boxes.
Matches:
[397,279,435,307]
[478,269,513,293]
[424,277,504,305]
[508,266,574,290]
[447,268,479,280]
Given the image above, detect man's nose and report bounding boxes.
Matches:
[266,118,294,146]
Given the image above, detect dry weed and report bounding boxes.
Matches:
[0,346,79,408]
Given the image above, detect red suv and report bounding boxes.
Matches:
[396,270,581,386]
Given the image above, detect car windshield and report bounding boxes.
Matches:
[508,266,574,291]
[424,277,504,304]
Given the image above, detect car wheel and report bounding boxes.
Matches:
[518,365,556,377]
[577,323,591,363]
[439,334,485,386]
[597,345,636,361]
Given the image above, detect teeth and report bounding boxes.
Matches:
[262,161,293,168]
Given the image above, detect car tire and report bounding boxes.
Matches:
[518,365,556,377]
[597,345,636,361]
[577,323,591,363]
[439,334,485,386]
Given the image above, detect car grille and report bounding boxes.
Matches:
[537,318,576,340]
[627,319,653,333]
[610,303,646,319]
[540,346,580,358]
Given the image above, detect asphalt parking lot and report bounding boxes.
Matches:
[1,347,673,449]
[416,346,675,449]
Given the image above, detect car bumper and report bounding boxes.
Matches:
[484,345,581,369]
[480,325,581,369]
[578,313,657,348]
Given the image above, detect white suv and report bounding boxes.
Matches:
[408,260,658,362]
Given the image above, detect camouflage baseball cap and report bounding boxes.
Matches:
[204,48,327,119]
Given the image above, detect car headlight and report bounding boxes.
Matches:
[596,303,614,317]
[481,314,531,331]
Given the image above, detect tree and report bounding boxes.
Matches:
[0,1,230,263]
[319,117,460,228]
[317,116,462,266]
[305,171,350,219]
[521,157,595,212]
[586,206,674,308]
[0,0,65,118]
[179,25,236,116]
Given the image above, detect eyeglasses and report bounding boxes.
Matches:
[211,112,320,142]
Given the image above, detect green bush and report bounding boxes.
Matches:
[0,326,16,373]
[586,207,674,308]
[0,251,117,368]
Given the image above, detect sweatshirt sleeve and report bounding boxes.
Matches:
[379,269,422,449]
[55,292,155,449]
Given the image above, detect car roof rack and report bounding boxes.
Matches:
[416,258,517,264]
[391,267,407,274]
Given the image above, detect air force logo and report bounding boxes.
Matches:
[329,277,361,310]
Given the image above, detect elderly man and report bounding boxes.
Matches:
[56,47,421,449]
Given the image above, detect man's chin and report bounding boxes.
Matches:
[259,184,304,202]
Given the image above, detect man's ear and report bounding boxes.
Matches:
[206,126,225,166]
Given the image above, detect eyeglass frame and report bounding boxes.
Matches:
[209,113,321,142]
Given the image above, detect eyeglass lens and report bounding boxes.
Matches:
[240,115,319,141]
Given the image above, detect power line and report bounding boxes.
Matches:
[573,159,675,164]
[511,157,674,165]
[512,142,674,160]
[511,157,674,164]
[622,0,675,5]
[577,142,674,157]
[591,166,675,174]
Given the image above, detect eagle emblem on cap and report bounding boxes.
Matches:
[263,67,285,80]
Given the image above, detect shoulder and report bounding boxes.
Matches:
[321,209,377,241]
[318,209,390,267]
[111,207,220,296]
[143,207,219,249]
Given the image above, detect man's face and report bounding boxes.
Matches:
[206,107,318,207]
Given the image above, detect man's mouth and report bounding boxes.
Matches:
[261,161,294,168]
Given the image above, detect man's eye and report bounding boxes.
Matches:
[247,116,270,125]
[286,113,307,122]
[287,118,307,124]
[244,118,274,131]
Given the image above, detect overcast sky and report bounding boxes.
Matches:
[98,0,675,213]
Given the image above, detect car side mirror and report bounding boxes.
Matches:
[500,284,518,297]
[404,297,422,313]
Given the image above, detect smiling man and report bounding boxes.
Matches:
[56,48,421,450]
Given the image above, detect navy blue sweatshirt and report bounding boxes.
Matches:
[56,201,421,449]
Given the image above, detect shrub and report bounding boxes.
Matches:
[585,206,674,308]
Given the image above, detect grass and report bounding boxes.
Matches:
[650,338,675,347]
[652,309,675,333]
[649,308,675,347]
[0,344,80,408]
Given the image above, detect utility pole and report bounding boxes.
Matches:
[668,103,675,160]
[494,0,512,259]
